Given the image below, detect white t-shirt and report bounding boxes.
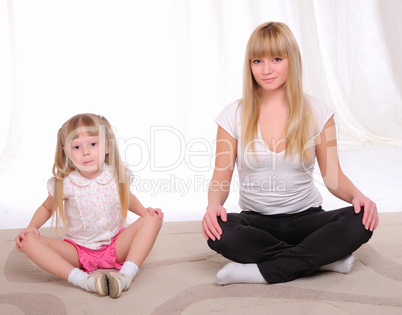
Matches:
[215,95,334,215]
[47,165,133,250]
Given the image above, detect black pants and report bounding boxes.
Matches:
[208,206,373,284]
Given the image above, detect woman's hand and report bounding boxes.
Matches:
[15,227,40,251]
[202,205,227,241]
[352,196,379,231]
[141,207,164,220]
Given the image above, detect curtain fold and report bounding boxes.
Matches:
[312,0,402,149]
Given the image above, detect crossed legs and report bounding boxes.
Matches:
[208,206,373,284]
[19,213,162,295]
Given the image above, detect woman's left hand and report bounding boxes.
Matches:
[352,196,379,231]
[141,207,164,220]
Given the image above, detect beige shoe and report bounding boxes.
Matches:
[106,272,130,298]
[84,273,108,296]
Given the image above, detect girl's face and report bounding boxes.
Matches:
[64,130,107,179]
[250,56,289,93]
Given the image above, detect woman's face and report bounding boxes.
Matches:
[250,56,289,92]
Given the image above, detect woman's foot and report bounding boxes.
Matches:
[216,262,267,285]
[319,254,356,274]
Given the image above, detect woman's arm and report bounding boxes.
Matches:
[316,117,379,231]
[202,126,237,240]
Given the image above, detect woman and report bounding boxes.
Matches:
[202,22,378,285]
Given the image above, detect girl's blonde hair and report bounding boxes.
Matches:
[52,113,129,227]
[241,21,315,161]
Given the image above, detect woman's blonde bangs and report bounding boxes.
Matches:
[247,25,289,60]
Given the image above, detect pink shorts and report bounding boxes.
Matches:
[64,228,125,272]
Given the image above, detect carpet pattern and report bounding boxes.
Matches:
[1,213,401,314]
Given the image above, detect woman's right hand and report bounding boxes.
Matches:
[202,205,227,241]
[15,227,40,252]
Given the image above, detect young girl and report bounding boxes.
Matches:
[202,22,379,285]
[15,113,163,298]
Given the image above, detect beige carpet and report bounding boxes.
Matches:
[1,212,402,315]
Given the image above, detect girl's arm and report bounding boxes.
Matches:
[15,195,54,250]
[202,126,237,241]
[128,193,164,220]
[316,117,379,231]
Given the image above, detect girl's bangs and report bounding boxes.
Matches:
[63,114,99,142]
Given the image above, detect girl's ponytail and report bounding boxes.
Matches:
[51,128,70,228]
[101,116,129,223]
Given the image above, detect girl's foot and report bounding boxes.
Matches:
[68,268,108,296]
[85,273,108,296]
[106,272,130,298]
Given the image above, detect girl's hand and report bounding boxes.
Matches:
[352,196,379,231]
[202,205,227,241]
[141,207,164,220]
[15,227,40,251]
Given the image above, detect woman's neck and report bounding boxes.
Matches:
[259,88,287,108]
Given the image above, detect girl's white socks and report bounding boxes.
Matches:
[68,268,91,291]
[120,261,139,289]
[86,275,97,292]
[319,254,356,274]
[217,262,267,285]
[67,262,139,292]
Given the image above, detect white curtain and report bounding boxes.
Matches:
[0,0,19,173]
[1,0,401,226]
[310,0,402,149]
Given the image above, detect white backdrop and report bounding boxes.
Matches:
[1,0,401,228]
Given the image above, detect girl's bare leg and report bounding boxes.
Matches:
[106,213,162,297]
[20,232,80,279]
[115,213,163,266]
[20,232,108,295]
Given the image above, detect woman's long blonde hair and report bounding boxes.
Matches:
[52,113,129,227]
[241,21,315,161]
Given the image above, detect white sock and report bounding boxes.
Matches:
[120,261,139,289]
[319,254,356,274]
[68,268,93,291]
[217,262,267,285]
[86,276,96,292]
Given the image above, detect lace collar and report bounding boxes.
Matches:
[68,167,114,187]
